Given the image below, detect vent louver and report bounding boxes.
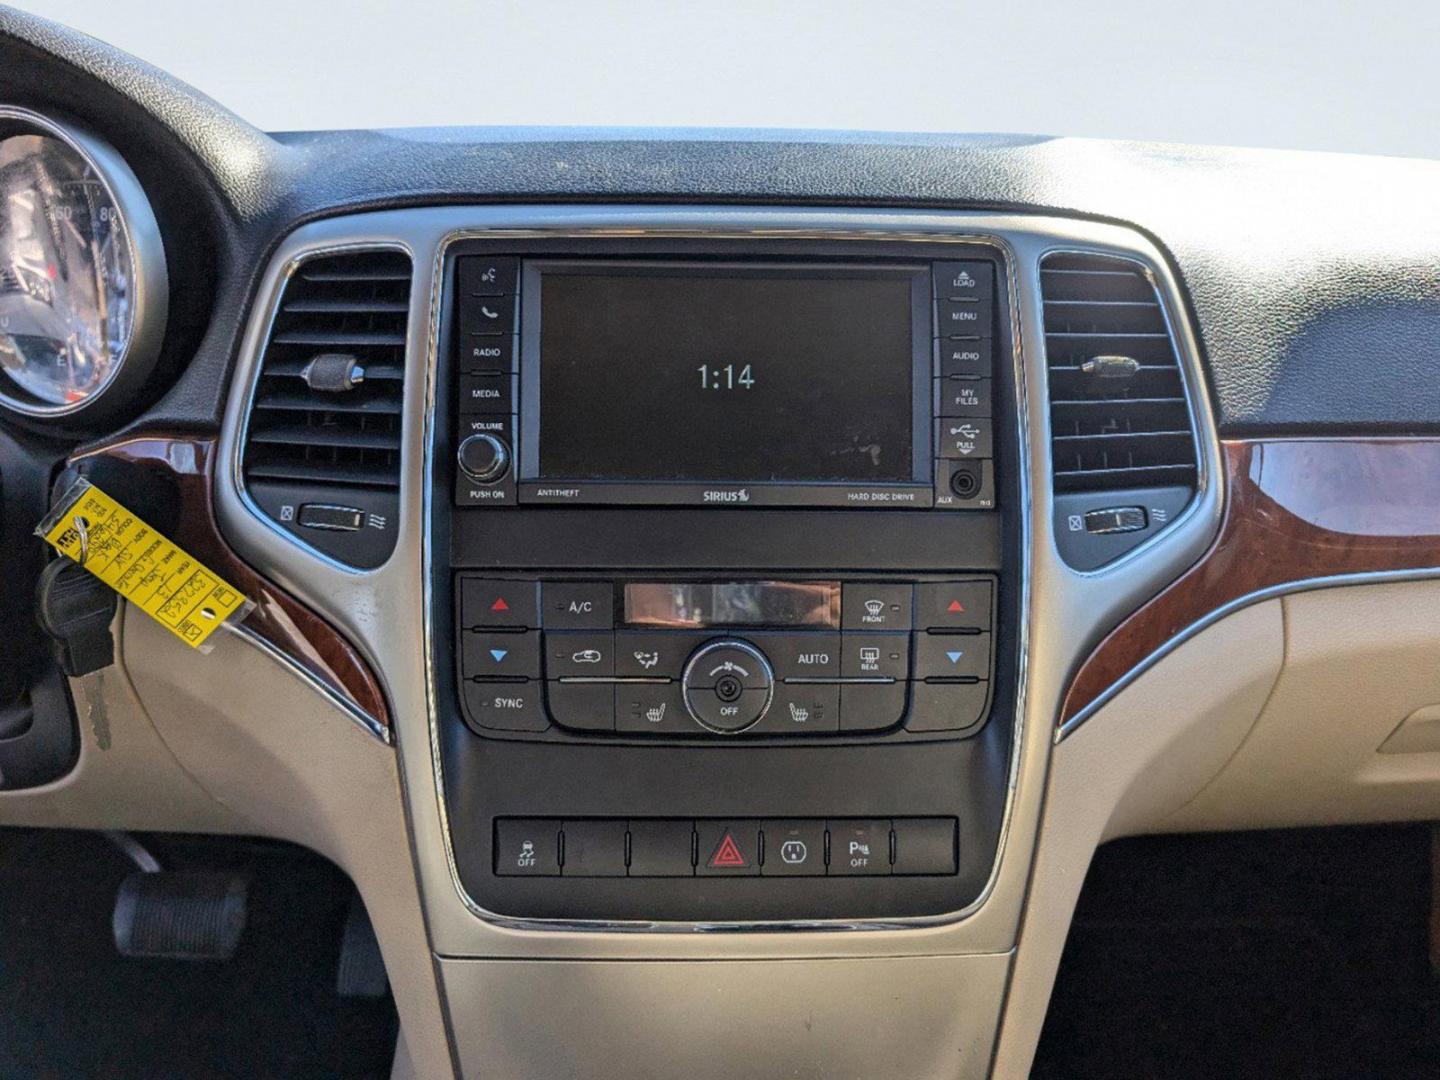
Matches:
[1041,253,1198,494]
[241,249,411,569]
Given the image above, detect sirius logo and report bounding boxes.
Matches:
[703,488,750,503]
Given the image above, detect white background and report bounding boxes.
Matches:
[23,0,1440,158]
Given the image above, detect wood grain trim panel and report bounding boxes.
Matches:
[1061,437,1440,726]
[72,435,391,734]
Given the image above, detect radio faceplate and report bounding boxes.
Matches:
[452,253,998,511]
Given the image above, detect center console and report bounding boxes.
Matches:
[430,233,1020,924]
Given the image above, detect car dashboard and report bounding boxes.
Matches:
[2,7,1440,1078]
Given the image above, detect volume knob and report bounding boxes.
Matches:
[457,433,510,483]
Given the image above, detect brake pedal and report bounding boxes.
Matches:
[113,870,248,960]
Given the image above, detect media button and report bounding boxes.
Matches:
[761,820,826,876]
[936,298,991,337]
[459,372,515,413]
[937,377,992,418]
[933,261,993,301]
[936,336,992,377]
[841,583,913,631]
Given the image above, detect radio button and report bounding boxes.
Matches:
[541,582,614,629]
[615,631,707,679]
[936,418,993,459]
[755,683,839,734]
[840,633,909,680]
[616,681,691,734]
[545,631,616,678]
[463,630,541,679]
[933,261,993,301]
[839,682,908,732]
[937,336,992,377]
[457,256,517,296]
[460,333,514,373]
[749,632,840,679]
[936,298,991,337]
[915,631,990,680]
[462,679,548,732]
[459,372,515,413]
[841,583,913,631]
[915,581,992,631]
[546,681,615,732]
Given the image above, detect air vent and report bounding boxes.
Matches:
[241,249,411,568]
[1041,252,1198,494]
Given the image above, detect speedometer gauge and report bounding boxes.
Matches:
[0,107,166,419]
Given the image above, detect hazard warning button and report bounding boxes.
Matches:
[915,581,991,632]
[696,821,761,876]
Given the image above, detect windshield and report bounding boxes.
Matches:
[29,0,1440,158]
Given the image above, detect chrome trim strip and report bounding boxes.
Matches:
[226,620,392,745]
[1055,565,1440,742]
[0,105,168,419]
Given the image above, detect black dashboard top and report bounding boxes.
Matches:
[3,4,1439,437]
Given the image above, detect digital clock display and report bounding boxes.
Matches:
[535,264,918,484]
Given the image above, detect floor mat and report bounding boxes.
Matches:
[0,829,398,1080]
[1032,825,1440,1079]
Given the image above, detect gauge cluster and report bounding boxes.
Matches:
[0,106,166,421]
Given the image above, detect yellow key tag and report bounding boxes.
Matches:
[37,478,252,651]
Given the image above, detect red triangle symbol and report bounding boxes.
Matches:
[947,599,965,613]
[491,597,510,612]
[708,832,748,868]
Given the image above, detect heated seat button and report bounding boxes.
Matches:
[761,820,826,876]
[839,682,908,732]
[915,631,990,680]
[628,820,695,877]
[754,683,839,734]
[907,681,990,733]
[751,632,839,679]
[915,581,992,631]
[892,818,958,875]
[462,630,540,679]
[841,583,913,631]
[828,819,890,876]
[545,681,615,732]
[696,821,761,876]
[561,820,627,877]
[460,578,538,629]
[840,633,909,680]
[461,680,548,732]
[494,819,560,876]
[545,631,616,678]
[615,681,690,734]
[541,582,614,629]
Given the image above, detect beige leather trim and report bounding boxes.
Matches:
[440,953,1010,1079]
[1165,579,1440,831]
[993,599,1284,1077]
[118,607,452,1080]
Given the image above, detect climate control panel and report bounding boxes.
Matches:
[455,575,997,740]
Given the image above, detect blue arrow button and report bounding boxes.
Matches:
[946,650,964,665]
[490,648,509,663]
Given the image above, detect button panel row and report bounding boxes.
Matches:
[931,261,996,510]
[495,817,958,877]
[455,256,520,507]
[456,577,997,738]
